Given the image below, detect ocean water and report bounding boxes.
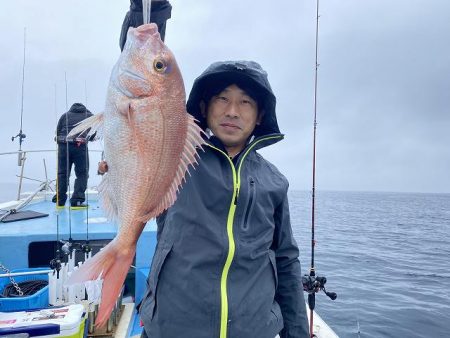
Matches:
[290,190,450,338]
[1,185,449,337]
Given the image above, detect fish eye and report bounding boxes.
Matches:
[153,58,167,73]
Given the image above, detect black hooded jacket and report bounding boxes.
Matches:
[187,60,280,138]
[56,103,93,143]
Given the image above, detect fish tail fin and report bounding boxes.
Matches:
[94,248,134,328]
[67,113,104,140]
[66,240,135,328]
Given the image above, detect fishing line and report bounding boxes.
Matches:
[143,0,152,25]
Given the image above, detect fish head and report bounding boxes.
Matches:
[112,23,184,99]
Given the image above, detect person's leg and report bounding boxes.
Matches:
[54,144,69,206]
[71,144,89,206]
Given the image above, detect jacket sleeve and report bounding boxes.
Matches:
[56,115,63,135]
[55,114,65,143]
[119,0,172,50]
[273,192,310,338]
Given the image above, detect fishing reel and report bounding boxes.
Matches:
[81,243,92,254]
[62,240,93,257]
[60,240,73,255]
[50,255,62,278]
[49,258,62,271]
[302,273,337,310]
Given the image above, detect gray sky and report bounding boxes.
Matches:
[1,0,449,194]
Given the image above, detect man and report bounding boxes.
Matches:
[53,103,93,207]
[99,62,309,337]
[101,2,310,337]
[145,61,309,338]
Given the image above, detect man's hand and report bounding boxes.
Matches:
[98,161,108,175]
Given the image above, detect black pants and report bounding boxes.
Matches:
[56,143,89,205]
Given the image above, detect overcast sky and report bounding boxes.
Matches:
[1,0,449,194]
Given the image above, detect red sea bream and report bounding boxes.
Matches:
[67,23,204,326]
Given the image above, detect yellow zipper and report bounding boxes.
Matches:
[206,135,282,338]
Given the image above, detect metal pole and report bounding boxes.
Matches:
[19,28,27,151]
[0,270,53,278]
[84,80,88,106]
[17,152,27,200]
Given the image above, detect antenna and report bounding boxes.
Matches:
[11,28,27,156]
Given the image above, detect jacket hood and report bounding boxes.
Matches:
[69,103,87,114]
[186,60,281,138]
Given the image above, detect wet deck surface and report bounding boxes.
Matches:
[0,198,117,237]
[0,197,156,271]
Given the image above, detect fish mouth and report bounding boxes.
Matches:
[134,24,160,40]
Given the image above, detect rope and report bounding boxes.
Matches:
[0,280,48,298]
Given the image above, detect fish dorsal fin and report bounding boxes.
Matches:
[138,114,205,222]
[67,113,104,141]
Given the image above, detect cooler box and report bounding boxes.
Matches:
[0,268,49,312]
[0,304,86,338]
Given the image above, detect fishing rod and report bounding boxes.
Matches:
[82,79,91,257]
[63,72,73,255]
[50,84,63,278]
[302,1,336,336]
[50,213,63,278]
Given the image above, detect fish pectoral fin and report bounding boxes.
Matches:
[117,100,133,118]
[67,113,105,140]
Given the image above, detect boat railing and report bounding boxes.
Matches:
[0,148,104,203]
[0,269,53,278]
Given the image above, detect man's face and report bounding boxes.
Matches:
[205,84,260,157]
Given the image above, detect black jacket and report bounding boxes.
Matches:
[119,0,172,49]
[56,103,93,143]
[140,61,309,338]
